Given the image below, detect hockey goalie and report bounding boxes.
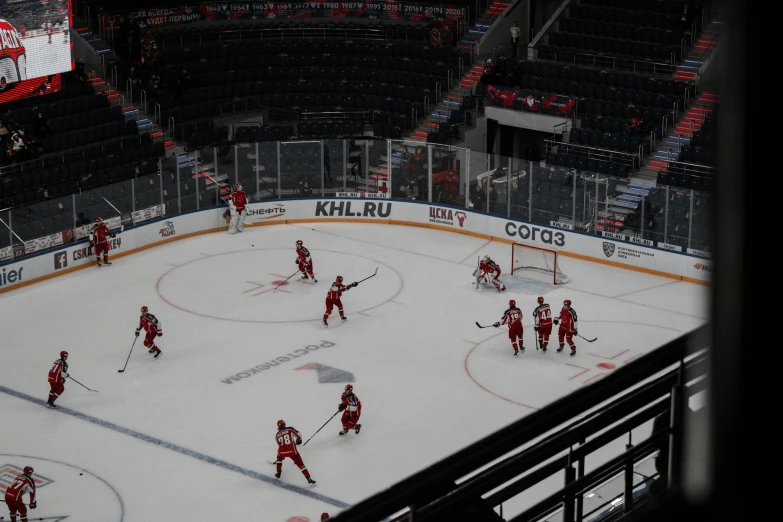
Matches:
[228,183,248,234]
[473,255,506,292]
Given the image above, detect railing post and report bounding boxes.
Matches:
[623,433,635,512]
[664,184,670,243]
[320,140,326,197]
[427,145,433,203]
[563,450,577,522]
[687,189,694,249]
[576,439,587,522]
[465,149,471,208]
[668,361,686,493]
[276,141,282,198]
[529,160,534,221]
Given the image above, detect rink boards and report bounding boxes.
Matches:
[0,198,712,293]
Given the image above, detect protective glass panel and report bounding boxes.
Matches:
[255,142,279,199]
[10,194,74,256]
[322,139,344,196]
[664,187,691,251]
[280,140,321,198]
[690,191,712,254]
[236,142,258,201]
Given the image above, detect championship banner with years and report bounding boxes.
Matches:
[102,2,468,29]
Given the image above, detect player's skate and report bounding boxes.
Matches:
[46,400,56,409]
[323,319,329,328]
[307,477,316,485]
[513,349,519,357]
[154,350,163,359]
[341,316,347,323]
[339,428,349,435]
[355,424,361,434]
[301,274,309,280]
[274,471,281,479]
[104,261,112,265]
[557,346,564,353]
[149,348,155,353]
[570,350,576,357]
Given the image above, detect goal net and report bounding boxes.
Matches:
[511,243,570,285]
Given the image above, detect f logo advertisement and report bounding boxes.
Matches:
[54,251,68,270]
[602,242,616,258]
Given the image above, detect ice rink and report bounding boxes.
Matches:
[0,223,708,521]
[20,29,71,81]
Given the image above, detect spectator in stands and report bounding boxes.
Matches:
[471,183,487,211]
[405,179,419,199]
[349,144,363,179]
[680,4,693,35]
[488,183,499,211]
[33,111,49,140]
[300,176,314,197]
[10,130,27,156]
[76,212,91,226]
[148,74,161,95]
[510,22,521,58]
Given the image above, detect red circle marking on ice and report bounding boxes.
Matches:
[464,321,687,408]
[286,517,310,522]
[156,248,404,324]
[597,362,616,370]
[272,280,289,286]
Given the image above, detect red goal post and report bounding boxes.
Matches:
[511,242,570,285]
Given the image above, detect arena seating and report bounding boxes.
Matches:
[539,0,705,69]
[125,39,462,143]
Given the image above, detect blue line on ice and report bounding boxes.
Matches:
[0,385,351,509]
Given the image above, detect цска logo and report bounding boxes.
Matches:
[602,242,616,258]
[429,207,467,228]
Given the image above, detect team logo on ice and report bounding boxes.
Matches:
[159,220,176,237]
[0,464,54,493]
[602,242,616,258]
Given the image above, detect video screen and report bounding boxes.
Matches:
[0,0,71,91]
[0,73,61,103]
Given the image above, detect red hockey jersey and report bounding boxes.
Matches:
[276,426,302,457]
[558,307,578,332]
[480,259,501,276]
[296,246,311,263]
[341,392,362,414]
[327,281,351,301]
[92,223,110,243]
[533,303,553,328]
[231,191,247,212]
[501,306,523,328]
[4,473,35,503]
[48,358,68,384]
[139,314,162,334]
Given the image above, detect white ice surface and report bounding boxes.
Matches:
[0,223,707,521]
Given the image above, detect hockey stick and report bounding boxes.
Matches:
[303,410,341,446]
[68,376,98,393]
[577,333,598,343]
[475,322,494,328]
[353,267,378,285]
[274,270,299,291]
[118,337,138,373]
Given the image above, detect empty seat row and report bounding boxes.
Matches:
[560,17,682,45]
[515,60,690,96]
[549,32,681,62]
[581,0,695,16]
[298,121,364,138]
[569,4,682,29]
[546,151,633,177]
[47,106,124,135]
[570,128,651,154]
[39,120,139,153]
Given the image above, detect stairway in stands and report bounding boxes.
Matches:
[74,26,175,155]
[458,1,511,54]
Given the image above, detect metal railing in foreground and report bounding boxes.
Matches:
[331,325,709,521]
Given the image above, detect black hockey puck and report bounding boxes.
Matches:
[252,245,254,247]
[80,473,83,475]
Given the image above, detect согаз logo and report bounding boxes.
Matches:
[505,222,566,247]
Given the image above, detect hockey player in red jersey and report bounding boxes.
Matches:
[274,420,316,485]
[321,514,330,521]
[554,299,578,356]
[494,300,524,356]
[323,276,357,327]
[338,384,362,435]
[91,217,115,267]
[135,306,163,359]
[295,240,317,282]
[46,351,68,408]
[4,466,37,522]
[475,255,506,292]
[229,183,248,234]
[533,296,553,352]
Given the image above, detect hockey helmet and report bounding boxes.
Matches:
[537,296,544,304]
[296,240,303,248]
[336,275,343,283]
[483,254,491,261]
[235,183,242,191]
[60,350,68,359]
[23,466,33,475]
[277,419,286,429]
[321,514,330,521]
[95,216,102,223]
[563,299,572,307]
[344,384,353,393]
[141,306,149,315]
[509,299,516,307]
